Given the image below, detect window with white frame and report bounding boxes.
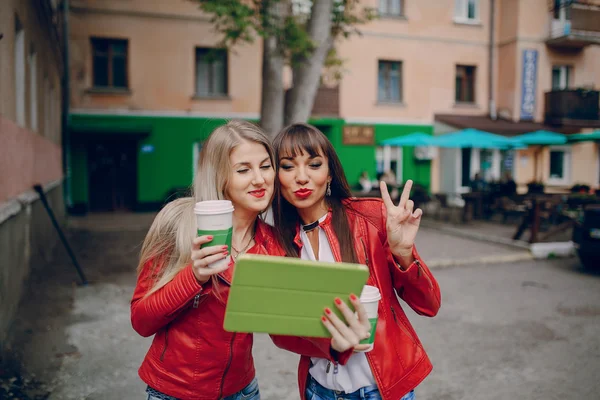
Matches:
[552,65,573,90]
[29,46,38,132]
[455,0,479,23]
[376,146,403,183]
[195,48,228,97]
[379,0,403,17]
[15,16,26,127]
[378,60,403,103]
[548,146,571,185]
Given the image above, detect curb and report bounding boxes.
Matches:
[421,219,531,250]
[428,251,534,269]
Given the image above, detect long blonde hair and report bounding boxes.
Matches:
[137,120,274,296]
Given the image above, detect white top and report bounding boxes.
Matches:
[300,216,376,393]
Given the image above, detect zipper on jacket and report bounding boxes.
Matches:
[218,333,236,398]
[192,294,200,308]
[160,326,169,361]
[360,238,370,268]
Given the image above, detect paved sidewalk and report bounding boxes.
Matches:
[2,212,541,399]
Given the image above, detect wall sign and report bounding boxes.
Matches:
[342,125,375,145]
[520,49,538,121]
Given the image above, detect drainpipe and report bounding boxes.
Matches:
[61,0,71,209]
[488,0,497,120]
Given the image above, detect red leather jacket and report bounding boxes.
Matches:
[131,219,300,400]
[271,198,441,400]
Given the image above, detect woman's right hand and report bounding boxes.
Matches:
[321,294,372,353]
[190,235,230,284]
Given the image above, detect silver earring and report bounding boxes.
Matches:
[326,181,331,196]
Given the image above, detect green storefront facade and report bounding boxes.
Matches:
[68,113,432,213]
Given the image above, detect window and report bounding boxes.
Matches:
[91,37,128,89]
[15,16,25,127]
[29,46,38,132]
[376,146,402,182]
[378,61,403,103]
[553,0,572,21]
[455,65,476,103]
[379,0,403,17]
[455,0,479,22]
[195,48,228,97]
[552,65,572,90]
[548,147,571,185]
[292,0,312,16]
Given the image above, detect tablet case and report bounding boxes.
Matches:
[223,254,369,337]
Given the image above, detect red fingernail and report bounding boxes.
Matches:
[334,298,342,305]
[222,245,228,250]
[325,307,332,315]
[207,236,213,240]
[223,251,228,256]
[321,316,327,322]
[350,294,358,301]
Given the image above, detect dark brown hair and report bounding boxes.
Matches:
[272,123,358,263]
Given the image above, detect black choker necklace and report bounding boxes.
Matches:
[302,220,320,232]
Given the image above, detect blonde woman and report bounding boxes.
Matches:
[130,121,369,400]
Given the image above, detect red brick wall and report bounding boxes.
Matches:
[0,116,63,203]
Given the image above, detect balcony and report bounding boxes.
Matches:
[546,2,600,49]
[544,89,600,126]
[285,85,340,118]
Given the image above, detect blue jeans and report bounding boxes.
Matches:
[146,377,260,400]
[305,375,414,400]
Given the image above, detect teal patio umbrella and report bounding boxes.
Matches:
[568,130,600,142]
[508,130,567,146]
[432,128,522,149]
[379,132,436,147]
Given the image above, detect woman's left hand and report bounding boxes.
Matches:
[380,179,422,260]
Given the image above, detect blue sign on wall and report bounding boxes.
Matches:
[520,49,538,121]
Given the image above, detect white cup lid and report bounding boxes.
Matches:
[360,285,381,302]
[194,200,234,215]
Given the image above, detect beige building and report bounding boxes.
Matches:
[0,0,65,355]
[64,0,599,213]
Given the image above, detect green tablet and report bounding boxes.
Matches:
[223,254,369,338]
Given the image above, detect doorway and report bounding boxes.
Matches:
[87,139,138,212]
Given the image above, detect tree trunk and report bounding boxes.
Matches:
[259,0,287,137]
[260,35,285,137]
[285,0,335,125]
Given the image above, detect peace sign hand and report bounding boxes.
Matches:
[380,179,422,260]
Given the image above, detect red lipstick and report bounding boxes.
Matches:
[249,189,266,198]
[294,188,313,199]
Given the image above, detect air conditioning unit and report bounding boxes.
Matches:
[414,146,438,160]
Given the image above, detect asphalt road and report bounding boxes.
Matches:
[4,219,599,400]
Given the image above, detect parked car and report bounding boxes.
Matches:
[572,204,600,269]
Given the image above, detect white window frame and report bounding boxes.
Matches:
[379,0,403,17]
[15,21,26,127]
[551,65,572,90]
[458,148,501,192]
[29,47,38,132]
[376,146,403,183]
[454,0,480,24]
[547,145,571,186]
